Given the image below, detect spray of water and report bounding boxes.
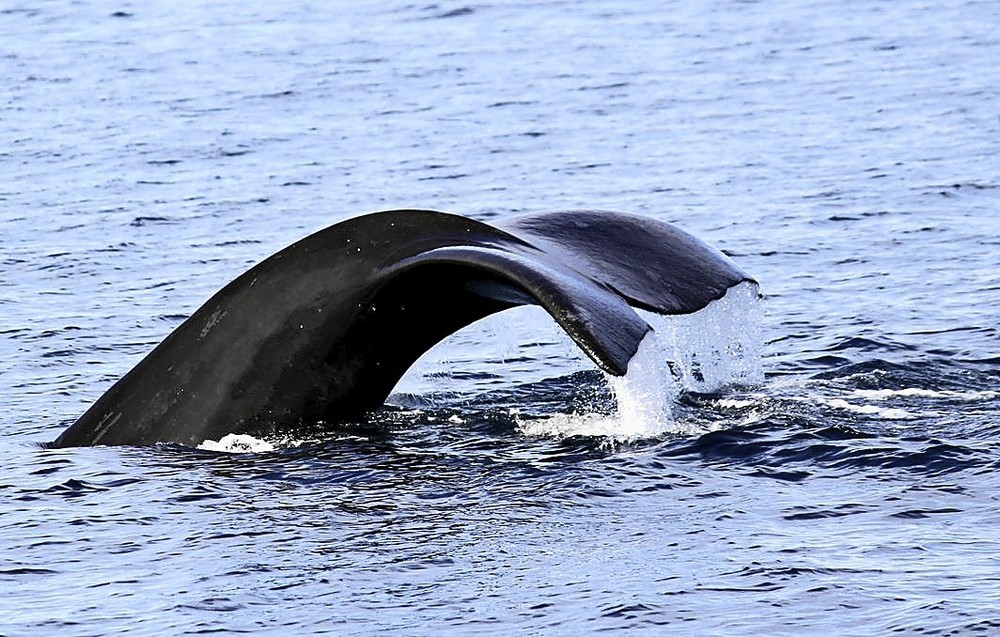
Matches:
[198,433,276,453]
[521,282,764,441]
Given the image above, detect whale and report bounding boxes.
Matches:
[51,209,754,447]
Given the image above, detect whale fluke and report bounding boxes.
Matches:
[51,209,753,447]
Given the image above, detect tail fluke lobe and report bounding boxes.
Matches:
[53,209,753,447]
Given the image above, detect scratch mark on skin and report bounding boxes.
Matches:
[200,308,228,339]
[90,411,122,445]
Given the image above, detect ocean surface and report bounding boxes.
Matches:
[3,0,999,634]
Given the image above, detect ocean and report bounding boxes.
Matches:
[2,0,999,634]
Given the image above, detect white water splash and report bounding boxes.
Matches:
[516,411,627,439]
[848,388,999,401]
[821,398,916,420]
[816,386,999,421]
[521,282,765,441]
[198,433,275,453]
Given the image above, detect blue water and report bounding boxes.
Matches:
[3,0,1000,634]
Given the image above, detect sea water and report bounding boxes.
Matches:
[3,1,1000,634]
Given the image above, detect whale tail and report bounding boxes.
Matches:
[52,209,754,447]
